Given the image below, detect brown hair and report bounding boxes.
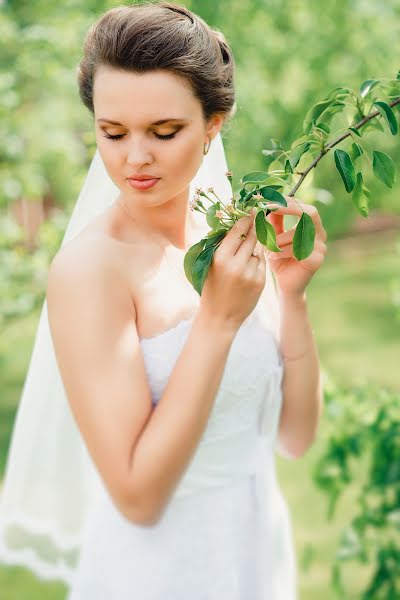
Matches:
[77,1,236,125]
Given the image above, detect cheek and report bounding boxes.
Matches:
[169,134,202,178]
[96,138,122,174]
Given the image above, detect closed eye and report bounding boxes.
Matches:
[103,132,178,142]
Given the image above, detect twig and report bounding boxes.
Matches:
[288,97,400,197]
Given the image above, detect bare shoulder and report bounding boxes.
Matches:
[48,231,134,309]
[51,230,119,276]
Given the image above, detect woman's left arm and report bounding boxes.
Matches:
[265,198,328,459]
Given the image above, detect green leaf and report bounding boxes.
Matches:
[258,187,288,206]
[268,159,285,173]
[284,159,293,174]
[348,128,373,163]
[290,134,309,148]
[316,101,345,126]
[206,202,222,230]
[334,149,356,193]
[352,172,369,218]
[349,142,362,162]
[349,126,361,137]
[365,118,385,133]
[204,230,227,248]
[192,245,216,295]
[184,239,206,285]
[293,213,316,261]
[303,99,334,133]
[254,211,282,252]
[260,175,288,187]
[373,101,399,135]
[360,79,379,98]
[270,138,283,150]
[288,142,310,170]
[261,148,283,158]
[372,150,396,188]
[241,171,270,184]
[315,122,331,135]
[326,86,353,101]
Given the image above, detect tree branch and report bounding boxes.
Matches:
[288,97,400,197]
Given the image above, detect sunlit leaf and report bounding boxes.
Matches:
[303,99,335,133]
[349,142,362,163]
[372,150,396,188]
[206,202,222,229]
[254,210,282,252]
[326,86,353,100]
[348,128,373,163]
[288,142,310,170]
[241,171,270,184]
[352,172,369,217]
[315,122,331,135]
[360,79,379,98]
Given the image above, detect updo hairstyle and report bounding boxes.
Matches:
[77,1,236,126]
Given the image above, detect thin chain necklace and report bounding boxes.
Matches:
[116,201,196,291]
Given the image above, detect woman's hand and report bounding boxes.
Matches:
[265,197,327,297]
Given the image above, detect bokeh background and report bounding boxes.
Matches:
[1,0,399,598]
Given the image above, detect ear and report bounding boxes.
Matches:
[205,113,225,141]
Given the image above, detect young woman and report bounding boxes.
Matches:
[0,2,327,598]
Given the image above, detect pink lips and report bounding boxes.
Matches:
[127,177,160,190]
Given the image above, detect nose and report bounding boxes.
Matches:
[126,136,154,167]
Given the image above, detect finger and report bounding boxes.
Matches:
[268,247,292,260]
[274,237,326,254]
[267,197,327,241]
[257,243,267,273]
[234,218,259,260]
[276,227,296,245]
[217,211,256,259]
[267,210,285,236]
[269,241,327,262]
[246,243,264,276]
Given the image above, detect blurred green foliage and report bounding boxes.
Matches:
[1,0,400,236]
[0,213,67,326]
[313,376,400,598]
[1,1,400,599]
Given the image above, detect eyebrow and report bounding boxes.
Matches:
[96,118,188,126]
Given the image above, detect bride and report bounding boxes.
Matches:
[0,2,327,598]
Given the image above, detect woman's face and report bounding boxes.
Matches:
[93,66,223,211]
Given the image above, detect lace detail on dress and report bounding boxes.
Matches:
[140,306,283,446]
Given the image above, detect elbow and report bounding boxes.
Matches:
[277,430,317,460]
[118,501,159,527]
[117,491,163,528]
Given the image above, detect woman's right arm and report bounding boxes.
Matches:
[47,248,236,527]
[46,211,264,527]
[128,309,236,525]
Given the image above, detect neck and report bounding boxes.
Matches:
[114,188,200,250]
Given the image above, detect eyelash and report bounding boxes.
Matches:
[102,132,177,142]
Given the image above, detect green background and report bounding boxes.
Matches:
[1,0,399,597]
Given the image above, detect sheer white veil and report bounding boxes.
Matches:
[0,132,280,586]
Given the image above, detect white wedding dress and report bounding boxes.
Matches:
[66,293,298,599]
